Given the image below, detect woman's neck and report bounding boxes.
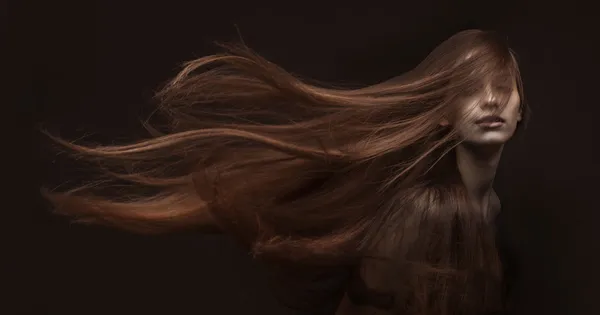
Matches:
[455,142,503,210]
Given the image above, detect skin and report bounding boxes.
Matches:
[453,75,522,215]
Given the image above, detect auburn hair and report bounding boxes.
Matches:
[43,29,527,314]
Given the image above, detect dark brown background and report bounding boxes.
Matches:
[14,0,599,314]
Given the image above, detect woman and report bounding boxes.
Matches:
[43,29,528,314]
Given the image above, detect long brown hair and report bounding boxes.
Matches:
[43,29,527,314]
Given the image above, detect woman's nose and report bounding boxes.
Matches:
[481,85,500,110]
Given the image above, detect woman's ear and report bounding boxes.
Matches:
[517,107,523,122]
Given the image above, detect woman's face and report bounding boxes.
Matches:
[450,75,522,145]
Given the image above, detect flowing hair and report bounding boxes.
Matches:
[42,29,527,314]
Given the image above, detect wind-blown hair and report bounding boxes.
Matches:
[43,29,527,314]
